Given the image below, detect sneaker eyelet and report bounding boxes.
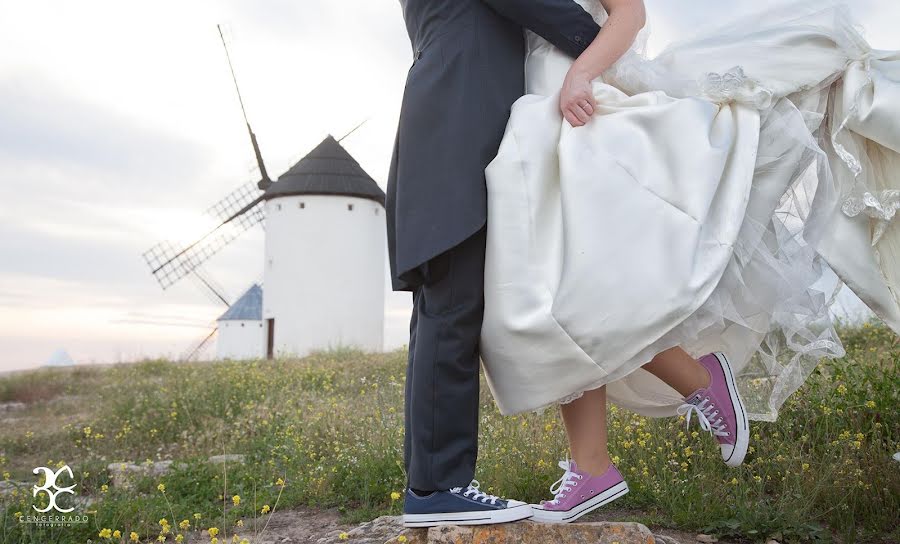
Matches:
[590,490,595,494]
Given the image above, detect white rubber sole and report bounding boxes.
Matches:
[402,503,533,527]
[713,351,750,467]
[529,481,629,524]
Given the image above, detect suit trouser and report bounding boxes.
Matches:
[403,225,486,491]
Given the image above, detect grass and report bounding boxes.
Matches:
[0,322,896,544]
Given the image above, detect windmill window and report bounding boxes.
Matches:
[241,323,245,327]
[347,203,354,211]
[276,203,282,211]
[299,202,305,209]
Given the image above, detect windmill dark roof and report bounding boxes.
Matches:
[264,135,385,205]
[217,284,263,321]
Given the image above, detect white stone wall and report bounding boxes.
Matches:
[216,319,265,360]
[262,194,385,357]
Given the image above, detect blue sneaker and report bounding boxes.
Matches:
[402,479,532,527]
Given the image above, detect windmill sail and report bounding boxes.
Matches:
[143,187,264,289]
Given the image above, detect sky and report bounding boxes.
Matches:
[1,0,897,372]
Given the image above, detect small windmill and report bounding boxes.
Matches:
[144,25,386,362]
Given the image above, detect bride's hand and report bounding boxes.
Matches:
[560,67,596,127]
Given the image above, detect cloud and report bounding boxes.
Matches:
[0,70,206,190]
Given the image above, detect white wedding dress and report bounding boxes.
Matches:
[479,0,900,420]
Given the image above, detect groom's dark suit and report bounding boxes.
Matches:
[386,0,600,491]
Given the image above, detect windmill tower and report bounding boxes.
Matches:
[262,136,385,358]
[143,25,385,361]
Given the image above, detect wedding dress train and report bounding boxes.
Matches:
[479,0,900,420]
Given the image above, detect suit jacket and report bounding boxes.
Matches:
[386,0,601,291]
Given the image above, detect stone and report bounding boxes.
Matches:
[695,535,718,543]
[316,515,408,544]
[0,480,29,498]
[208,454,246,464]
[107,460,180,488]
[652,534,682,544]
[0,402,26,412]
[386,520,655,544]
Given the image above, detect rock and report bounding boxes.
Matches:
[653,534,682,544]
[0,402,26,412]
[107,460,179,488]
[384,521,655,544]
[317,515,407,544]
[695,535,718,543]
[208,454,246,464]
[0,480,29,498]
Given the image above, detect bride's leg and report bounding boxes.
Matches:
[642,346,711,397]
[559,386,611,476]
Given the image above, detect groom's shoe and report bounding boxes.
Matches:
[530,459,629,523]
[402,480,532,527]
[677,351,750,467]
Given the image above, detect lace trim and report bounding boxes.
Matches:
[841,190,900,244]
[698,65,775,109]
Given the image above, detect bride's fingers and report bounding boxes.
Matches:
[563,108,583,127]
[572,104,592,124]
[578,99,594,116]
[565,107,587,127]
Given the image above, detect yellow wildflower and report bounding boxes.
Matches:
[99,528,112,539]
[113,530,121,539]
[261,504,271,514]
[398,536,408,543]
[339,532,349,540]
[208,527,219,537]
[179,520,190,530]
[130,532,139,542]
[391,491,401,501]
[232,494,241,506]
[865,400,876,409]
[157,483,166,493]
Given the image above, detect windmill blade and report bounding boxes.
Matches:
[189,266,231,306]
[204,181,265,225]
[218,24,272,190]
[180,325,219,362]
[143,194,265,289]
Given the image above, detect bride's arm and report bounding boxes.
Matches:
[560,0,645,127]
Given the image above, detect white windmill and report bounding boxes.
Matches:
[143,26,385,361]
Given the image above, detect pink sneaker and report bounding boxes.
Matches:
[677,351,750,467]
[530,459,629,523]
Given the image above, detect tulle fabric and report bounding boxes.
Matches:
[481,0,900,420]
